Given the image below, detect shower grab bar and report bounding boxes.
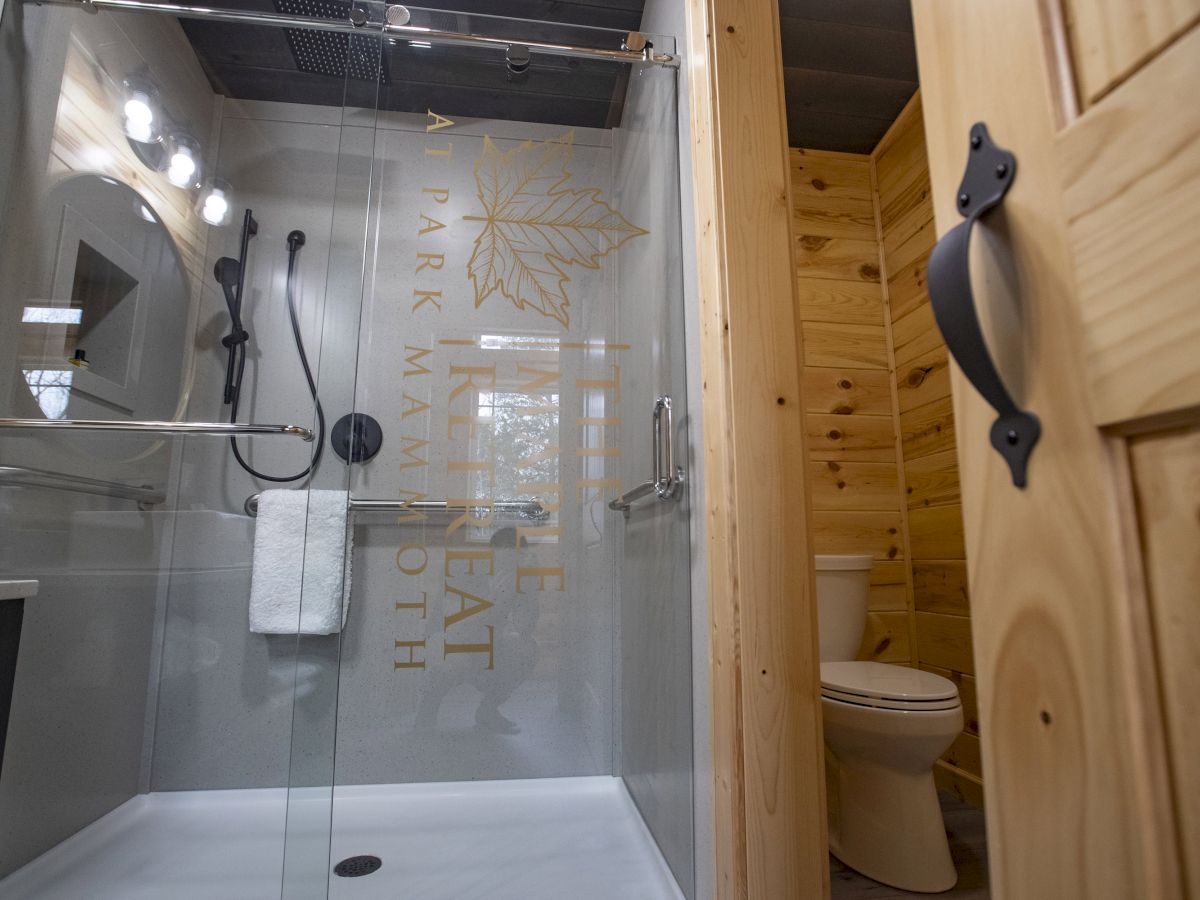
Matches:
[32,0,679,66]
[0,465,165,506]
[609,395,684,516]
[244,493,549,520]
[0,419,315,441]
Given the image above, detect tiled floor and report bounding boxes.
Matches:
[0,777,684,900]
[830,792,990,899]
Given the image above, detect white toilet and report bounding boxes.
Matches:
[816,554,961,893]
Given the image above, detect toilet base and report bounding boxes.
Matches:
[826,754,957,893]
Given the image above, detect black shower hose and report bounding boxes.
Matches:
[228,230,325,482]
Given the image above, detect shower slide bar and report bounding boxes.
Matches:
[0,418,315,441]
[609,395,684,516]
[31,0,680,67]
[0,465,166,506]
[244,493,549,520]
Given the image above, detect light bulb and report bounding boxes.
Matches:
[125,117,153,143]
[196,178,233,226]
[201,191,228,225]
[167,148,197,187]
[124,95,153,128]
[121,79,163,144]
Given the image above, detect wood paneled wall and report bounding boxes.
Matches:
[789,148,913,666]
[790,93,984,807]
[872,96,980,806]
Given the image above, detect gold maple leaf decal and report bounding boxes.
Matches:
[465,131,648,329]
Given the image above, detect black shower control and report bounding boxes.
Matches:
[331,413,383,464]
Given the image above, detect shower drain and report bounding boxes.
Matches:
[334,855,382,878]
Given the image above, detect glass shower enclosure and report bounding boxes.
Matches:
[0,1,695,897]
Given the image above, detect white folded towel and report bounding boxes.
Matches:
[249,489,352,635]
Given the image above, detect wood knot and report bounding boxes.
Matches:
[832,404,853,416]
[907,366,930,387]
[837,379,853,390]
[776,396,786,405]
[887,546,899,558]
[827,429,842,440]
[811,178,826,191]
[800,235,831,251]
[859,263,880,280]
[826,461,841,472]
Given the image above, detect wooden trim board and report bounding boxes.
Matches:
[685,0,829,896]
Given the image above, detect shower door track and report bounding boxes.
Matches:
[28,0,680,66]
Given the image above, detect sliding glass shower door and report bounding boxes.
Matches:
[0,1,382,897]
[324,10,696,898]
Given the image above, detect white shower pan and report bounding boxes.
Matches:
[0,776,684,900]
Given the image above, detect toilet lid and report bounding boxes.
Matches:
[820,661,960,710]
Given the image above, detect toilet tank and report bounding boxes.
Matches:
[815,554,874,662]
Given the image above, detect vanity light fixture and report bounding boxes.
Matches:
[121,77,163,144]
[167,134,202,188]
[197,179,232,226]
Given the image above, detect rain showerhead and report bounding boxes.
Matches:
[274,0,390,83]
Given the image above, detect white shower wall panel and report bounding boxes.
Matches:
[153,102,631,788]
[333,113,622,784]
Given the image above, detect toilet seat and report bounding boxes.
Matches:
[820,661,960,711]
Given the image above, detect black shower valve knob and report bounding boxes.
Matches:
[331,413,383,464]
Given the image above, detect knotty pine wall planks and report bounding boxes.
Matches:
[789,94,983,806]
[872,94,982,807]
[789,148,912,666]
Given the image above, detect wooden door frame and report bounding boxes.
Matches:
[684,0,829,897]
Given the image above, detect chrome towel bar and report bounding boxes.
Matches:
[0,465,165,506]
[0,419,315,441]
[244,494,549,520]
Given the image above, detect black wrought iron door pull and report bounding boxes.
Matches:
[927,123,1040,488]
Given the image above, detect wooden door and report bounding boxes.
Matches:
[911,2,1199,898]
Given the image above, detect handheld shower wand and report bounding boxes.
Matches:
[214,256,245,405]
[217,213,325,483]
[215,210,255,405]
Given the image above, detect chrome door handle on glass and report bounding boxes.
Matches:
[609,395,684,516]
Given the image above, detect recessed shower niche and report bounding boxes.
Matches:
[18,174,191,421]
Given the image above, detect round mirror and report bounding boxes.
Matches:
[17,174,192,424]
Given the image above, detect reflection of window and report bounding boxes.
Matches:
[480,334,553,350]
[22,369,74,420]
[22,307,84,325]
[475,388,560,542]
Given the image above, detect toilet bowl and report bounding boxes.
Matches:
[816,555,961,893]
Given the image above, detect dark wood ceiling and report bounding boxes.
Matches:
[778,0,919,153]
[178,0,916,149]
[179,0,646,130]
